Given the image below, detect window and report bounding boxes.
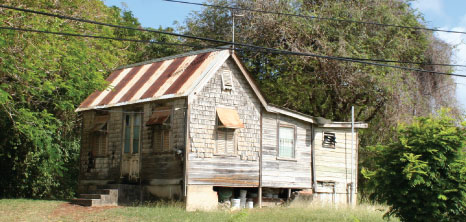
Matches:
[123,112,142,154]
[278,126,295,158]
[323,132,336,148]
[215,107,244,155]
[90,114,109,156]
[147,107,171,153]
[221,69,233,90]
[216,128,236,155]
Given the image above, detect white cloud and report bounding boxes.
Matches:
[412,0,445,16]
[461,14,466,26]
[435,27,466,109]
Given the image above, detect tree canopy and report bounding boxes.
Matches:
[0,0,183,198]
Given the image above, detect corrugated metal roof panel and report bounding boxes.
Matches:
[76,49,224,112]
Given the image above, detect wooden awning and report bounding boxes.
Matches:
[91,115,109,132]
[146,107,171,126]
[216,107,244,129]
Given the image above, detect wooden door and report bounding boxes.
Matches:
[121,112,142,181]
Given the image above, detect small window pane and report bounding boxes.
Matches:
[323,132,336,148]
[133,126,140,153]
[279,126,294,158]
[124,128,131,153]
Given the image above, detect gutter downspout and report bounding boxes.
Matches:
[350,106,355,205]
[184,97,190,199]
[311,123,316,192]
[258,107,263,208]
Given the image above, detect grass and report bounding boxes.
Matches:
[0,199,397,222]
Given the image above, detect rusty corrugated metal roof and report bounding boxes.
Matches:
[76,48,226,112]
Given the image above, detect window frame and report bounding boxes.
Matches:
[221,69,234,91]
[89,112,109,157]
[149,106,172,153]
[322,132,336,149]
[123,110,143,154]
[214,117,237,156]
[277,123,297,160]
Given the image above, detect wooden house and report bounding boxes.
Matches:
[74,47,367,210]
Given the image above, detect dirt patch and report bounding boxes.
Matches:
[50,203,120,220]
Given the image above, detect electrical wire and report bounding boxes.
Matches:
[1,4,466,68]
[2,26,466,78]
[163,0,466,35]
[0,26,210,48]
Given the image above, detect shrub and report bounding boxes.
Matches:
[364,110,466,221]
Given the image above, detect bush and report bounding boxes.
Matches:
[364,110,466,221]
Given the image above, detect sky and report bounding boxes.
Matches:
[103,0,466,111]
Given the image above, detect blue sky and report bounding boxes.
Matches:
[103,0,466,111]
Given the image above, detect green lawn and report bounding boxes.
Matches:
[0,199,396,222]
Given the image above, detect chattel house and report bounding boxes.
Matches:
[74,47,367,210]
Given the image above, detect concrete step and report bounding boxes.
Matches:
[70,198,97,206]
[80,194,102,199]
[71,188,118,207]
[91,189,117,195]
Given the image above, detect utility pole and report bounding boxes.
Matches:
[231,10,243,48]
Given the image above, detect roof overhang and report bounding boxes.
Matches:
[319,122,368,129]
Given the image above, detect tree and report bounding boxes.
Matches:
[0,0,183,198]
[363,110,466,221]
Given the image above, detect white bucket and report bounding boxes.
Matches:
[231,199,241,209]
[240,190,247,198]
[246,201,254,209]
[240,197,246,208]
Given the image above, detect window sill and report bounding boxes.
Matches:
[276,157,297,162]
[213,153,238,157]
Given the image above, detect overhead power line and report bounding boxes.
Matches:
[0,5,466,67]
[0,26,207,48]
[1,4,465,69]
[2,26,466,78]
[163,0,466,36]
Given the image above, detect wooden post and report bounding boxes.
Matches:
[287,188,291,201]
[258,187,262,208]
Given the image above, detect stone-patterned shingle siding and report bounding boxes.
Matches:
[261,112,313,188]
[187,57,261,186]
[80,108,122,181]
[140,99,186,183]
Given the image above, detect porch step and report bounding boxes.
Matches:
[71,189,118,207]
[79,194,101,199]
[70,198,98,206]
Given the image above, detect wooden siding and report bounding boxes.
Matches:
[140,99,185,184]
[314,128,358,194]
[261,112,313,188]
[188,58,261,187]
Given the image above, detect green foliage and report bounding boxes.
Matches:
[0,0,183,198]
[363,110,466,221]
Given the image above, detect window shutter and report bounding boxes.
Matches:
[163,130,170,151]
[98,134,107,156]
[153,130,162,152]
[221,70,233,90]
[217,129,226,154]
[226,129,235,154]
